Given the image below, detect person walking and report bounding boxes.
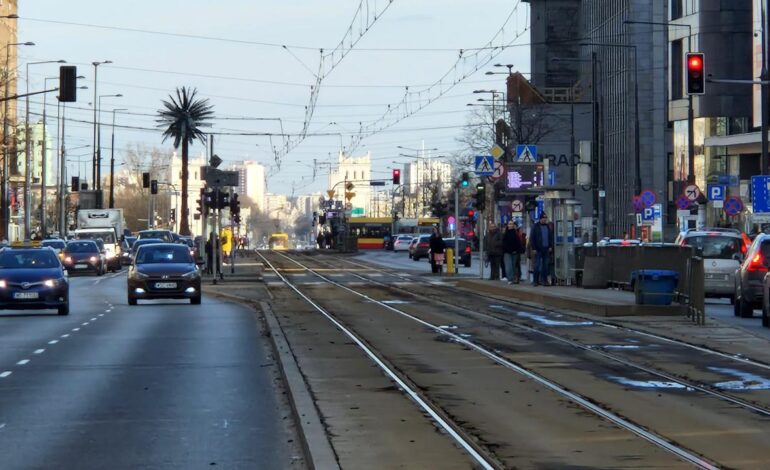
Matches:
[429,226,446,274]
[517,225,526,282]
[485,223,503,280]
[502,221,523,284]
[529,213,554,286]
[316,231,324,249]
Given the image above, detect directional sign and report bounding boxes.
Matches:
[717,174,739,186]
[474,155,495,176]
[640,189,656,208]
[676,194,691,210]
[632,196,643,213]
[490,161,505,181]
[511,199,524,212]
[751,175,770,213]
[724,196,744,216]
[642,207,654,222]
[684,184,701,202]
[515,144,537,162]
[707,184,725,201]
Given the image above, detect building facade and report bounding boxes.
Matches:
[229,160,265,212]
[327,151,372,217]
[402,158,452,217]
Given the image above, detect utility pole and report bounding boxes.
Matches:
[762,1,769,175]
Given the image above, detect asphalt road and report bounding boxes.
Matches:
[0,271,300,470]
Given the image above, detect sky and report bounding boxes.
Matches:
[18,0,530,196]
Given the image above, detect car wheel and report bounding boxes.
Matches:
[738,295,753,318]
[57,303,69,316]
[128,294,137,306]
[763,303,770,328]
[190,295,201,305]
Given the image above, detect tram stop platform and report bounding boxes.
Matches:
[455,280,686,317]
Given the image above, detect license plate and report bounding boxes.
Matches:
[154,282,177,289]
[75,264,88,269]
[13,292,38,300]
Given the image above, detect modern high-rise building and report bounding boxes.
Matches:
[402,158,453,217]
[229,160,265,213]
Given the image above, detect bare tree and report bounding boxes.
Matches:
[114,144,172,232]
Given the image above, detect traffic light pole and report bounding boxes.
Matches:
[230,186,235,275]
[454,186,459,274]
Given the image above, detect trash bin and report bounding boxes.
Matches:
[631,270,679,305]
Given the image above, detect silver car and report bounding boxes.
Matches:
[680,230,745,301]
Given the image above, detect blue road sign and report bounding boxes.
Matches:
[640,189,656,208]
[707,184,725,201]
[530,200,544,221]
[724,196,744,216]
[752,176,770,213]
[642,207,654,222]
[474,155,495,176]
[515,144,537,162]
[717,174,739,186]
[676,195,691,210]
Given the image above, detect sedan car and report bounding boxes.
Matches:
[41,239,66,259]
[62,240,105,276]
[0,245,69,315]
[137,229,174,243]
[392,234,414,252]
[127,243,202,305]
[410,235,432,261]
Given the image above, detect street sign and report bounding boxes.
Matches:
[490,143,505,160]
[724,196,744,216]
[632,196,643,213]
[369,181,386,186]
[751,175,770,213]
[326,190,336,199]
[707,184,725,201]
[684,184,701,201]
[205,168,239,187]
[717,174,739,186]
[515,144,537,162]
[640,189,656,208]
[511,199,524,212]
[474,155,495,176]
[490,161,505,180]
[676,194,691,210]
[642,207,654,222]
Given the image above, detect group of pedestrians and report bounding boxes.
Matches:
[316,231,334,249]
[484,212,554,286]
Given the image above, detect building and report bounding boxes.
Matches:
[228,160,265,212]
[0,0,19,239]
[169,153,207,236]
[328,151,372,217]
[401,157,452,217]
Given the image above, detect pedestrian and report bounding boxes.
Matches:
[429,226,446,274]
[324,231,333,250]
[517,225,526,282]
[529,213,554,286]
[485,222,503,280]
[205,233,214,275]
[503,221,523,284]
[316,231,324,249]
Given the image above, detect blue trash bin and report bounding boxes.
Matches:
[631,270,679,306]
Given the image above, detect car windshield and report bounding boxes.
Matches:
[139,231,172,242]
[398,236,412,241]
[42,240,66,250]
[77,231,116,244]
[66,241,98,253]
[0,250,59,269]
[683,235,741,260]
[136,245,194,264]
[133,239,163,250]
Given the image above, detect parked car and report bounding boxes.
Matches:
[735,233,770,317]
[137,229,174,243]
[407,236,420,259]
[410,235,432,261]
[392,234,414,252]
[428,237,471,267]
[680,230,745,302]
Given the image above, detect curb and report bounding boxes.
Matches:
[203,289,339,470]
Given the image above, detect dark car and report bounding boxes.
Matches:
[127,243,202,305]
[130,238,164,259]
[62,240,105,276]
[410,235,432,261]
[120,236,137,266]
[735,233,770,318]
[137,229,174,243]
[431,238,472,267]
[0,245,69,315]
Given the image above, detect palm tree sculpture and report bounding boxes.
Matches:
[157,87,214,236]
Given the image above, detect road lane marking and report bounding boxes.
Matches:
[48,340,58,345]
[60,334,69,338]
[91,317,97,321]
[81,322,89,326]
[33,349,44,354]
[72,328,80,331]
[0,423,5,430]
[0,371,11,378]
[99,313,104,316]
[16,359,29,365]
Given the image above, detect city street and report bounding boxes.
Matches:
[0,272,301,469]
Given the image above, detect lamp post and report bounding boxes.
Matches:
[109,107,128,209]
[42,75,61,236]
[59,84,88,236]
[96,91,121,207]
[2,40,33,240]
[91,60,112,202]
[24,59,64,238]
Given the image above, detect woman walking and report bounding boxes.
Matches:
[429,226,446,274]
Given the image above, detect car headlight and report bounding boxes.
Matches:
[44,279,57,288]
[181,270,199,280]
[64,256,72,264]
[0,280,6,288]
[89,256,98,263]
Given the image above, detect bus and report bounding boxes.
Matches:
[268,232,290,250]
[347,217,441,249]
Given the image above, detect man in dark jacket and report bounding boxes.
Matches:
[529,212,554,286]
[502,221,523,284]
[485,223,503,280]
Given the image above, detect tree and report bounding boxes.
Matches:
[157,87,214,235]
[114,144,172,231]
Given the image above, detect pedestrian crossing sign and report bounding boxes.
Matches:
[515,144,537,162]
[474,156,495,176]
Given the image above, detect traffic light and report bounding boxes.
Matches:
[58,65,77,102]
[142,172,150,188]
[475,183,486,212]
[392,168,401,185]
[461,172,469,188]
[170,208,176,221]
[467,209,475,218]
[150,180,158,195]
[203,189,214,211]
[230,193,240,216]
[686,52,705,95]
[71,176,79,192]
[218,191,230,209]
[196,188,204,214]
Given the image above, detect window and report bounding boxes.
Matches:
[671,0,683,20]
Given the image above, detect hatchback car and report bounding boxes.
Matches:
[392,234,414,252]
[680,230,745,302]
[127,243,201,305]
[130,238,164,260]
[735,233,770,317]
[0,245,69,315]
[62,240,105,276]
[410,235,432,261]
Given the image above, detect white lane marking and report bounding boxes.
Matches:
[72,328,80,332]
[0,371,11,378]
[90,317,97,321]
[98,314,104,317]
[16,359,29,365]
[60,334,70,338]
[0,423,5,430]
[33,349,45,355]
[81,322,89,326]
[48,340,58,345]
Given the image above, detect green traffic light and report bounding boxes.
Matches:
[461,180,469,187]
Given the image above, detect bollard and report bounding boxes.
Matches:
[446,248,455,275]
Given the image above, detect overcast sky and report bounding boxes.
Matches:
[18,0,530,195]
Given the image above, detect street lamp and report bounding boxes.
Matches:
[96,92,122,205]
[109,108,128,209]
[42,75,62,235]
[59,83,88,236]
[91,60,112,199]
[24,59,65,238]
[2,40,33,240]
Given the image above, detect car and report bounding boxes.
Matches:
[428,238,472,267]
[137,229,174,243]
[392,234,414,252]
[120,236,137,266]
[127,243,202,305]
[41,239,66,259]
[62,240,105,276]
[130,238,164,260]
[75,227,122,272]
[735,233,770,318]
[680,230,745,303]
[410,235,432,261]
[179,236,196,257]
[0,243,69,315]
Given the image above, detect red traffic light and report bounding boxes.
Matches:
[686,52,705,95]
[392,168,401,185]
[467,209,475,217]
[688,55,702,71]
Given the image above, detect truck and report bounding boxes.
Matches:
[74,209,125,271]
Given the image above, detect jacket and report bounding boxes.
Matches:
[485,229,503,256]
[429,234,446,254]
[529,222,554,252]
[502,229,523,254]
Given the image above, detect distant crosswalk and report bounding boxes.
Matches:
[262,271,457,288]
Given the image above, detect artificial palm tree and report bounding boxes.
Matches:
[157,87,214,235]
